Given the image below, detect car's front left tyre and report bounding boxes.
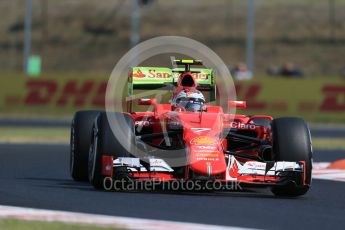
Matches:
[270,117,313,197]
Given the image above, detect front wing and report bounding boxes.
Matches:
[102,156,306,187]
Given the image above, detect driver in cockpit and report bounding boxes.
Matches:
[172,89,206,112]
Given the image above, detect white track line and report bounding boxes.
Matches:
[0,205,256,230]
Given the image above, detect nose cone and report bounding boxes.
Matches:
[188,136,227,176]
[176,111,226,177]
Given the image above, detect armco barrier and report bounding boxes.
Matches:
[0,76,344,122]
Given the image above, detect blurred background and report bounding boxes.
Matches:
[2,0,345,74]
[0,0,345,143]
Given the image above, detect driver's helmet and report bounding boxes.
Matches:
[172,89,206,112]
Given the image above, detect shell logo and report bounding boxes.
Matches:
[190,136,217,145]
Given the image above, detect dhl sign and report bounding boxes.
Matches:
[2,78,108,109]
[1,76,345,122]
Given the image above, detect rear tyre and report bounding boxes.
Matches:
[70,110,100,181]
[271,117,312,197]
[250,117,271,127]
[88,112,136,189]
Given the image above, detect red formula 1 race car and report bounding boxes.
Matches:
[70,59,312,197]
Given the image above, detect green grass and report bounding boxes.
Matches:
[0,219,125,230]
[0,127,69,144]
[312,138,345,150]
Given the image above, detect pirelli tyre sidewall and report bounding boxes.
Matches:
[271,117,313,197]
[70,110,100,181]
[88,112,135,189]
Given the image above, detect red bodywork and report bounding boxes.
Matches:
[102,72,306,188]
[125,108,286,185]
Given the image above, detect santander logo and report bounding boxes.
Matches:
[132,69,208,79]
[132,70,146,78]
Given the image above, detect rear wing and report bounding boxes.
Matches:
[129,67,214,89]
[127,66,216,113]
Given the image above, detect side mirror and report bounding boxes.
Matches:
[228,100,247,108]
[138,98,156,106]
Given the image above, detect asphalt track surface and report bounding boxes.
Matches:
[1,118,345,138]
[0,143,344,230]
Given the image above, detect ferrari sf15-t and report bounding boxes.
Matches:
[70,59,312,197]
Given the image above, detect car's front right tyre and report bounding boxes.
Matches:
[70,110,100,181]
[88,112,136,190]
